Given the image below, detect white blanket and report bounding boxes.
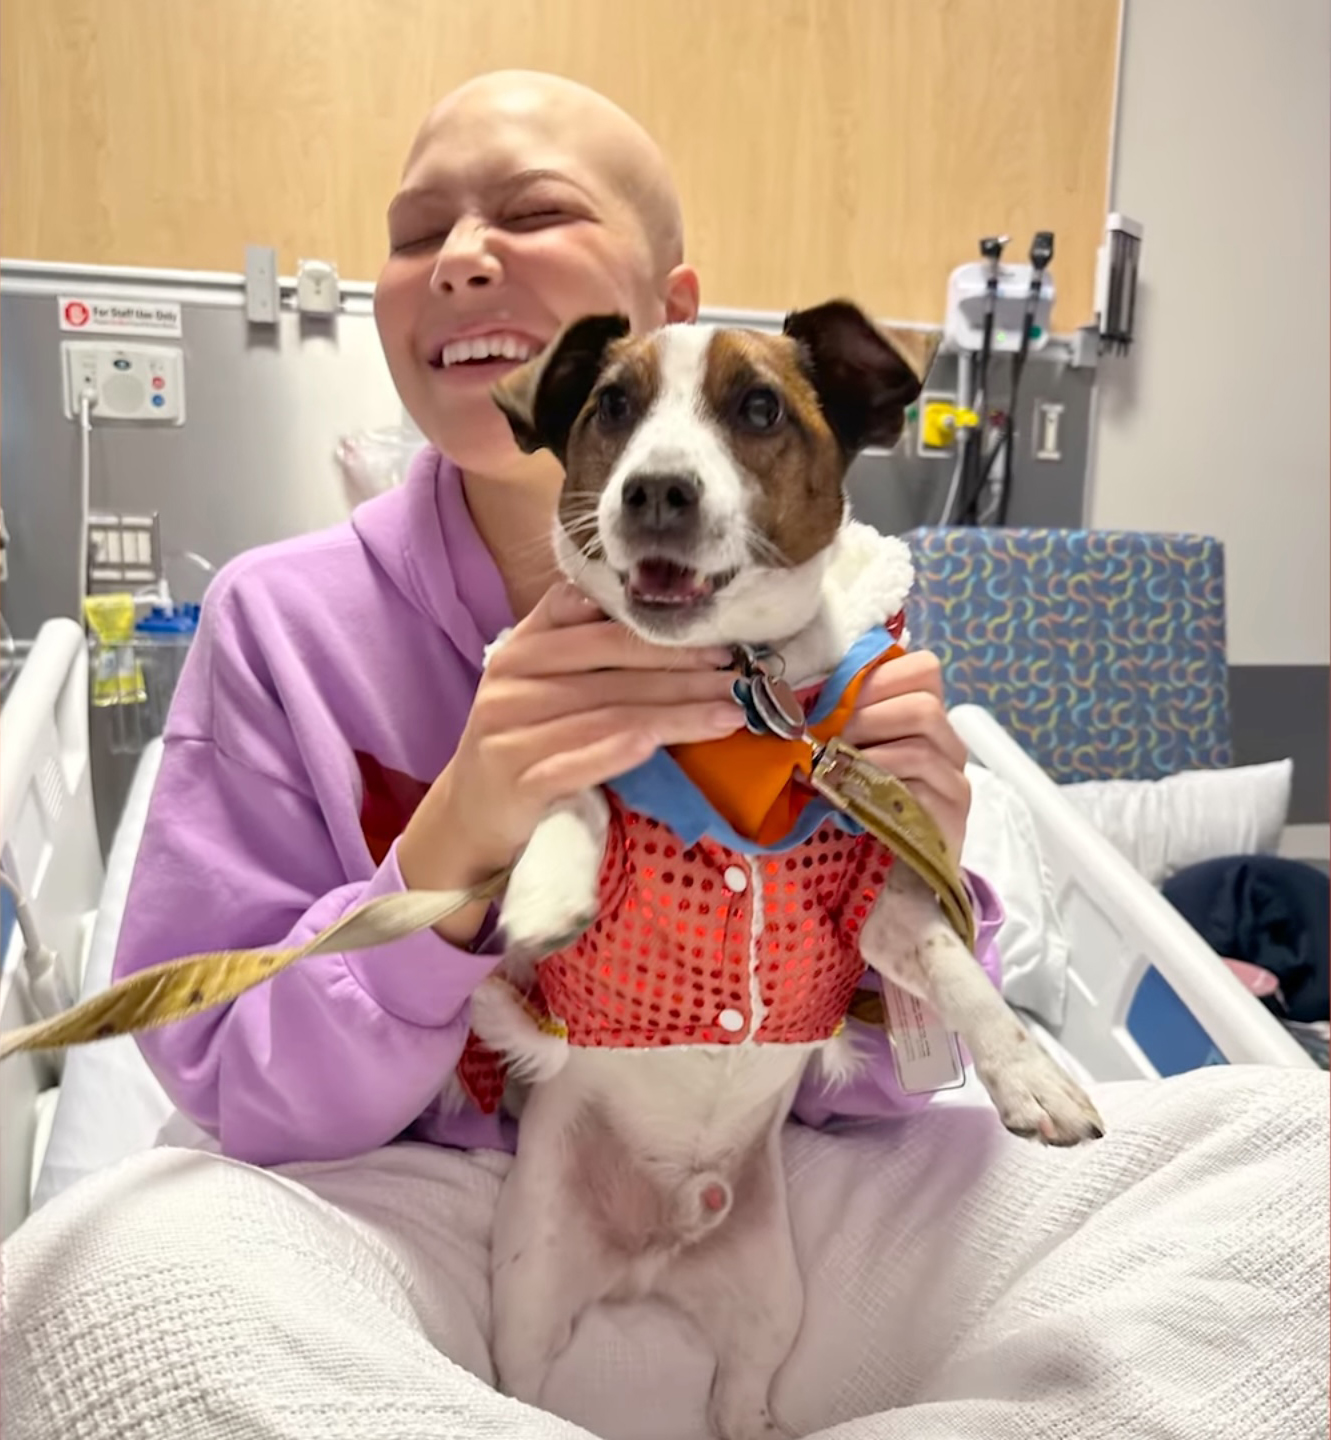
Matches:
[3,1065,1326,1440]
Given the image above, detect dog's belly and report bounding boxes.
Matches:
[522,1044,811,1275]
[560,1043,813,1151]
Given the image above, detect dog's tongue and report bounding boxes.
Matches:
[629,560,708,605]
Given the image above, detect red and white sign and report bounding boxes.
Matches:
[58,295,182,338]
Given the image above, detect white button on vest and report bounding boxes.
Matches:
[722,865,748,893]
[717,1008,745,1033]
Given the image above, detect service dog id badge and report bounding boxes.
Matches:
[881,980,965,1094]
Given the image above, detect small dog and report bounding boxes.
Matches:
[462,302,1103,1439]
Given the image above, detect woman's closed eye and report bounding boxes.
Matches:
[387,202,455,253]
[390,229,449,253]
[502,206,582,232]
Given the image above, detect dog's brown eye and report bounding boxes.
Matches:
[739,386,783,432]
[596,385,633,427]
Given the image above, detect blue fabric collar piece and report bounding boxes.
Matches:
[606,625,895,855]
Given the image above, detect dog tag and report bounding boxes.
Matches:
[749,672,807,741]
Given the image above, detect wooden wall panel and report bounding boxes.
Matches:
[0,0,1119,325]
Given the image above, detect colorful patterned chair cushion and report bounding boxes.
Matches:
[905,529,1232,783]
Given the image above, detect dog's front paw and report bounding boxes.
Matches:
[500,859,598,968]
[499,797,606,968]
[978,1040,1105,1147]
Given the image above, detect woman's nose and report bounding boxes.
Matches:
[430,216,502,294]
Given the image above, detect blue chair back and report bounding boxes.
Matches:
[905,528,1232,782]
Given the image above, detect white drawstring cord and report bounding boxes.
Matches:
[77,387,96,620]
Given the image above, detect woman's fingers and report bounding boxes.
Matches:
[856,649,946,703]
[518,730,661,801]
[474,668,741,732]
[858,738,969,797]
[493,620,732,679]
[500,584,732,676]
[855,737,972,855]
[511,700,747,801]
[842,683,967,770]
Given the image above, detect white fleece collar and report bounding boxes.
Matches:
[782,521,914,685]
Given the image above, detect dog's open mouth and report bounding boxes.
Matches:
[624,560,737,611]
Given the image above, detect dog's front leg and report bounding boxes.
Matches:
[499,788,608,982]
[860,865,1104,1145]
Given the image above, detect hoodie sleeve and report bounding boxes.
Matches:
[790,870,1006,1128]
[112,573,501,1167]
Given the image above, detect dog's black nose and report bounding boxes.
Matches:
[621,472,701,535]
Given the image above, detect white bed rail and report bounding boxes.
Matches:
[1,618,106,1238]
[950,704,1314,1079]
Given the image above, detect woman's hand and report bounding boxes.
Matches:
[398,584,743,942]
[840,651,971,859]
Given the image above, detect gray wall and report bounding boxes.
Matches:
[1090,0,1330,835]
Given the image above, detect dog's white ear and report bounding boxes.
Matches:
[783,301,932,456]
[492,314,630,462]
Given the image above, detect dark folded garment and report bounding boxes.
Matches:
[1163,856,1329,1026]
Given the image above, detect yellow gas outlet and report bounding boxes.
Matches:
[919,399,978,455]
[922,402,957,451]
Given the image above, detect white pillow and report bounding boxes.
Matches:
[961,764,1070,1030]
[1057,761,1293,886]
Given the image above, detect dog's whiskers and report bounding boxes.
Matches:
[742,526,788,570]
[501,518,603,573]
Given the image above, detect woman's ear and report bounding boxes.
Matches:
[663,265,701,325]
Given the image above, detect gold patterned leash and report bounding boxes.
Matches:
[0,740,972,1062]
[0,873,510,1062]
[809,736,975,952]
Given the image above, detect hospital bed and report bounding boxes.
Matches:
[0,621,104,1237]
[0,528,1315,1240]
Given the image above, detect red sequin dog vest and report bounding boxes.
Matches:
[457,800,894,1113]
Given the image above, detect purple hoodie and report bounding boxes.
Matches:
[113,447,1003,1167]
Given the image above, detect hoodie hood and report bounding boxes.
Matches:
[351,446,514,669]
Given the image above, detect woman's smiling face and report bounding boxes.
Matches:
[375,73,698,476]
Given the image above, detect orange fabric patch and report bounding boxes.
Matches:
[668,643,905,846]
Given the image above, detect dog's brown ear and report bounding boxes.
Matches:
[492,314,630,462]
[782,301,931,456]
